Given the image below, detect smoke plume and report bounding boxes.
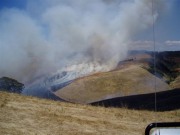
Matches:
[0,0,164,83]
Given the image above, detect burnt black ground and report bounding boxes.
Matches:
[91,88,180,111]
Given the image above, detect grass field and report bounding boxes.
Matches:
[0,91,179,135]
[55,65,170,103]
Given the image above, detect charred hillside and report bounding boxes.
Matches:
[91,88,180,111]
[144,51,180,85]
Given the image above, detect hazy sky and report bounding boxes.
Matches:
[132,0,180,51]
[0,0,179,51]
[0,0,179,39]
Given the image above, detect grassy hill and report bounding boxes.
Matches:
[0,91,179,135]
[53,51,180,104]
[54,65,170,104]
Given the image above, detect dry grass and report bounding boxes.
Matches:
[0,91,179,135]
[55,65,170,103]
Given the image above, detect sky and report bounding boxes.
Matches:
[0,0,179,37]
[0,0,179,51]
[0,0,179,82]
[132,0,180,51]
[137,0,180,40]
[0,0,25,9]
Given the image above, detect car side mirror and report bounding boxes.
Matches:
[145,122,180,135]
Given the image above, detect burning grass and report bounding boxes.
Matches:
[0,91,179,135]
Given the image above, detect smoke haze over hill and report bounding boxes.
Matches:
[0,0,166,83]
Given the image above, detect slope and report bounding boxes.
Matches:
[0,91,179,135]
[54,65,170,103]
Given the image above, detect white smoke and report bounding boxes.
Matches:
[0,0,165,83]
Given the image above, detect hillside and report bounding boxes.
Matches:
[54,65,170,104]
[0,91,179,135]
[53,51,179,105]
